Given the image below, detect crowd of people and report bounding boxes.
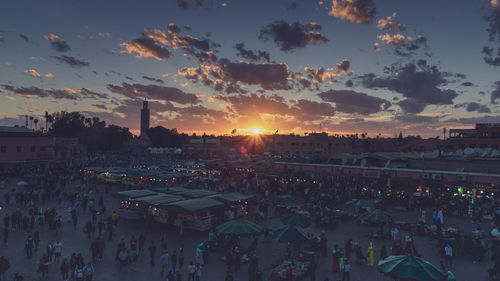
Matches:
[0,153,499,280]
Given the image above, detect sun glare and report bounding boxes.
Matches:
[251,128,262,135]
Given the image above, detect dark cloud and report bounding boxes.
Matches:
[18,33,30,43]
[445,115,500,125]
[396,99,427,114]
[44,34,71,52]
[125,76,134,81]
[482,46,500,66]
[318,89,391,114]
[461,82,474,87]
[92,104,108,110]
[328,0,376,24]
[50,55,89,68]
[1,85,107,100]
[177,0,204,9]
[285,1,297,10]
[106,83,200,104]
[454,102,491,113]
[485,2,500,41]
[121,26,219,63]
[289,99,335,121]
[183,25,192,31]
[179,58,291,93]
[394,114,441,124]
[259,20,329,52]
[234,43,270,62]
[360,61,458,113]
[216,94,289,116]
[336,59,350,72]
[492,81,500,104]
[142,76,165,84]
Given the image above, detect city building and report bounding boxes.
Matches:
[448,123,500,150]
[0,126,55,162]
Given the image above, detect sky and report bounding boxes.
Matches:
[1,0,500,137]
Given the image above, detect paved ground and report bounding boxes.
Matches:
[0,180,494,281]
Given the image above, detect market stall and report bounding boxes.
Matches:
[270,259,311,281]
[113,189,158,219]
[211,192,255,219]
[140,194,184,224]
[124,194,184,222]
[165,197,224,231]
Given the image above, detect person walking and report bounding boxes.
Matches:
[60,258,69,281]
[444,244,453,269]
[195,263,202,281]
[367,242,375,267]
[74,264,84,281]
[171,250,177,273]
[54,239,62,263]
[25,236,34,259]
[160,251,169,276]
[178,249,184,270]
[83,262,94,281]
[187,261,196,281]
[149,241,157,266]
[46,242,54,262]
[0,256,10,281]
[341,258,351,281]
[138,233,145,254]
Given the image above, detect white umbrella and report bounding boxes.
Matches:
[17,181,28,186]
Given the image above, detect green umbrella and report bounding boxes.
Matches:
[357,209,393,224]
[273,195,296,205]
[216,220,265,236]
[281,210,312,228]
[377,255,447,281]
[273,225,311,246]
[346,199,375,207]
[25,173,44,179]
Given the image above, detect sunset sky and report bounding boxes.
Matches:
[1,0,500,137]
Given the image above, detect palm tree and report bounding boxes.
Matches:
[29,116,34,128]
[34,118,38,130]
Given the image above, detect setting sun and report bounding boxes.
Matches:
[251,128,263,135]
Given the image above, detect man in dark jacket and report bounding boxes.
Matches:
[0,256,10,281]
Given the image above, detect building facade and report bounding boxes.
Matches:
[448,123,500,150]
[0,127,55,162]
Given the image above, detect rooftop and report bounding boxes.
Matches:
[0,126,35,134]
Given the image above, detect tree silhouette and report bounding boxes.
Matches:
[48,111,133,151]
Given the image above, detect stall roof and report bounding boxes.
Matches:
[163,186,191,195]
[182,189,219,198]
[132,194,183,207]
[211,192,254,204]
[166,198,223,213]
[113,189,158,200]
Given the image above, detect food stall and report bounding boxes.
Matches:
[165,198,224,231]
[270,259,311,281]
[211,192,255,219]
[113,189,158,219]
[137,194,184,224]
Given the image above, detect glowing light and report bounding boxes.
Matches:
[251,128,263,135]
